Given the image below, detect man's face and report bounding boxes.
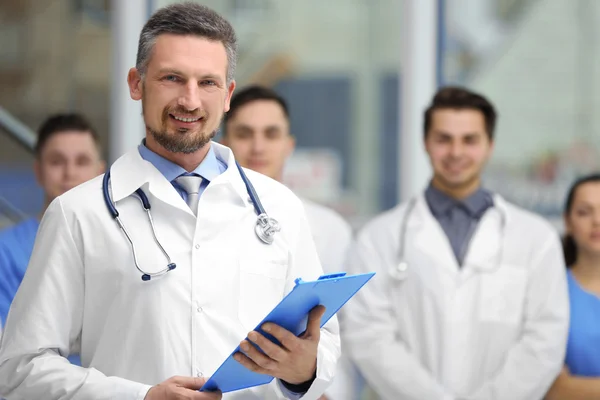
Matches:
[222,100,294,181]
[34,131,105,202]
[424,108,493,192]
[128,34,235,154]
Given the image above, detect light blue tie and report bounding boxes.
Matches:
[175,175,203,216]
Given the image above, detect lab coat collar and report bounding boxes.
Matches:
[411,192,511,277]
[109,141,248,207]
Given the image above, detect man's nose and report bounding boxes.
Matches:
[177,82,203,111]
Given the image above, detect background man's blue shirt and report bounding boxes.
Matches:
[138,141,226,201]
[0,218,81,365]
[0,218,39,328]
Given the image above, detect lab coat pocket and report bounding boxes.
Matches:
[238,260,288,331]
[479,265,528,325]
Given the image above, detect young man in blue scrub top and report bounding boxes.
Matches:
[546,174,600,399]
[0,113,105,364]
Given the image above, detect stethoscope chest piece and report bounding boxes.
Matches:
[255,213,281,245]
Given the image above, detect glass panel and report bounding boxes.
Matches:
[442,0,600,226]
[154,0,403,226]
[0,0,111,220]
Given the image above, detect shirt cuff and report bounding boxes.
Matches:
[279,370,317,396]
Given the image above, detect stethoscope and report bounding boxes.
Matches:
[391,196,507,281]
[102,162,281,281]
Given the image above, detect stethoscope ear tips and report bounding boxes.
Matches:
[168,263,176,271]
[142,274,151,281]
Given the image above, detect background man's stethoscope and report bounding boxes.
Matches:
[102,162,280,281]
[391,196,507,281]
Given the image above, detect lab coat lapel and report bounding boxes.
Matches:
[109,148,190,215]
[412,195,460,276]
[460,194,507,280]
[109,143,251,221]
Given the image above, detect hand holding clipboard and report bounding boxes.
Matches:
[200,272,376,393]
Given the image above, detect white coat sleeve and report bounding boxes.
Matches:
[0,199,152,400]
[342,231,454,400]
[465,233,569,400]
[276,209,341,400]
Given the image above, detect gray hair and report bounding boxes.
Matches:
[136,2,237,83]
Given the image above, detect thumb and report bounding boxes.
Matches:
[174,376,207,390]
[306,305,326,339]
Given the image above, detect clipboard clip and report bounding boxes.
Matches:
[294,272,347,287]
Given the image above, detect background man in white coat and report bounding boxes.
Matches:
[0,3,340,400]
[343,86,569,400]
[221,85,364,400]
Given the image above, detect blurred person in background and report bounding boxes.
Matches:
[343,86,569,400]
[546,173,600,400]
[221,85,362,400]
[0,113,104,365]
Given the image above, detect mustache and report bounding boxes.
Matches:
[162,106,208,120]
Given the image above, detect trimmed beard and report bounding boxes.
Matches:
[148,126,216,154]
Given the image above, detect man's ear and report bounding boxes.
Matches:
[97,160,107,175]
[127,68,143,101]
[286,134,296,158]
[224,80,236,112]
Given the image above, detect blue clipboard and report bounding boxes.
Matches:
[200,271,375,393]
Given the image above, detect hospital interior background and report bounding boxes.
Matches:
[0,0,599,397]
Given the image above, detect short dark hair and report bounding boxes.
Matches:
[137,2,237,83]
[562,173,600,267]
[35,113,100,157]
[222,85,289,136]
[424,86,497,140]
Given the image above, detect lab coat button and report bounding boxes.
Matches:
[196,370,203,377]
[197,306,203,313]
[195,244,200,250]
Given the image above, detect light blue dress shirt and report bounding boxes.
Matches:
[138,140,227,201]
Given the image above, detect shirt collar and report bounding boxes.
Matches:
[425,182,493,218]
[137,139,224,182]
[109,141,248,207]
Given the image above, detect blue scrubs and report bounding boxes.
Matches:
[565,270,600,376]
[0,218,80,365]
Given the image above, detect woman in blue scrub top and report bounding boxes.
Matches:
[547,173,600,399]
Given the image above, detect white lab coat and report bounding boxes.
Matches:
[301,198,365,400]
[302,198,352,275]
[343,193,569,400]
[0,142,340,400]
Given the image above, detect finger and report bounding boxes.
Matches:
[239,339,277,370]
[305,305,326,339]
[233,351,271,375]
[261,323,299,351]
[170,375,207,389]
[175,386,222,400]
[195,388,222,399]
[200,391,222,400]
[248,331,288,362]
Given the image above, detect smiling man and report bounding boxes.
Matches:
[0,3,339,400]
[342,86,569,400]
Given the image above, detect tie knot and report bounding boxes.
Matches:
[175,175,203,195]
